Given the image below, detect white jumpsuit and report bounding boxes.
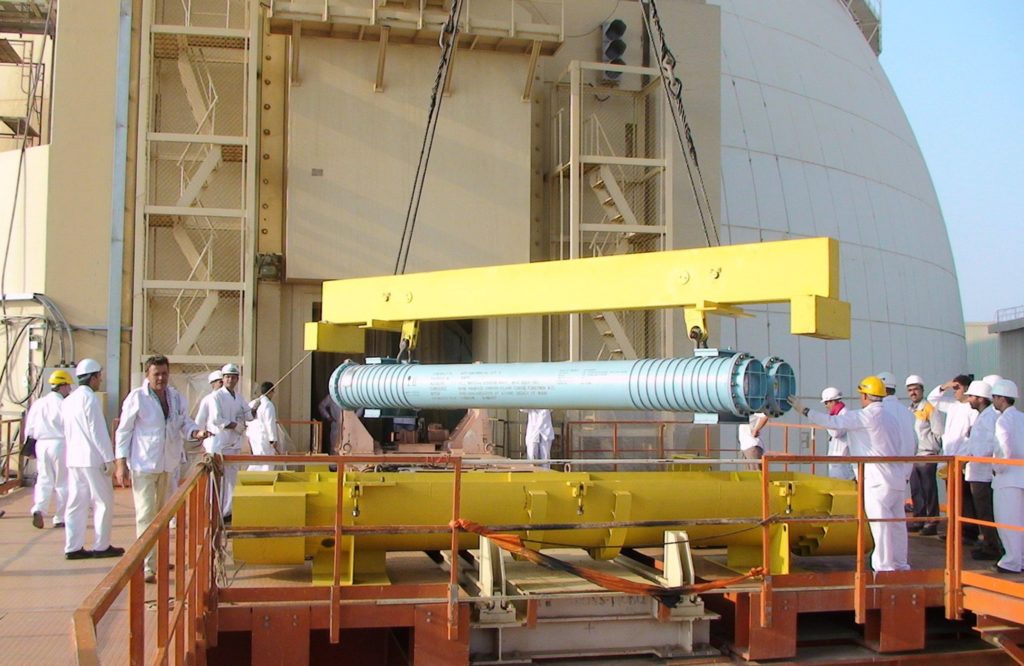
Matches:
[25,390,68,525]
[993,406,1024,572]
[247,395,278,471]
[62,385,116,554]
[521,409,554,461]
[208,386,254,516]
[809,401,908,572]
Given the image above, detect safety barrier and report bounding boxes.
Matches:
[74,446,1024,662]
[73,462,217,665]
[278,418,324,455]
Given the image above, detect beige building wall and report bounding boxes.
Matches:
[44,1,120,369]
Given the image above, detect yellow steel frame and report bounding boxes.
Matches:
[305,237,850,351]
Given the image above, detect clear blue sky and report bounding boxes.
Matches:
[878,1,1024,322]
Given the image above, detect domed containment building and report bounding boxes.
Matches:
[0,0,964,444]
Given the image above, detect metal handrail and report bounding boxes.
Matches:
[0,417,24,494]
[73,461,215,665]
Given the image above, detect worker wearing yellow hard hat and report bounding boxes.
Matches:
[789,376,909,572]
[24,368,76,529]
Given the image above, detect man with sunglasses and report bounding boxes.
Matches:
[929,374,980,543]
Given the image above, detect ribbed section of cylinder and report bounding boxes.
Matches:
[330,355,774,417]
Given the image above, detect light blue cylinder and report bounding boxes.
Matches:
[330,354,773,417]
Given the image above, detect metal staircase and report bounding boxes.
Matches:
[132,0,258,397]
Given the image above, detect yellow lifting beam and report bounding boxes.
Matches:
[304,237,850,352]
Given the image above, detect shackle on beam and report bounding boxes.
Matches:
[330,351,790,418]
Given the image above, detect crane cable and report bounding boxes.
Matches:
[639,0,720,247]
[393,0,466,276]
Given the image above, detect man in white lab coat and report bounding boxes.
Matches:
[207,363,253,520]
[62,359,124,560]
[991,379,1024,574]
[930,374,980,542]
[26,369,74,529]
[963,379,1001,560]
[521,409,554,461]
[114,355,207,582]
[247,382,279,471]
[820,387,854,481]
[791,376,909,571]
[182,370,222,478]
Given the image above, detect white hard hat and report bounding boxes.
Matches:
[991,379,1020,400]
[983,374,1003,388]
[875,371,896,390]
[964,380,992,400]
[820,387,842,402]
[220,363,240,376]
[207,370,223,384]
[905,374,925,387]
[75,358,102,377]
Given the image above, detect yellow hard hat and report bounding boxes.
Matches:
[48,369,73,387]
[857,375,886,398]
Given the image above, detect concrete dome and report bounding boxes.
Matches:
[712,0,965,394]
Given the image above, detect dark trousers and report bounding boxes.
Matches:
[910,460,939,526]
[950,471,980,541]
[969,480,1002,553]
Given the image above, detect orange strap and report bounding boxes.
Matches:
[453,519,764,608]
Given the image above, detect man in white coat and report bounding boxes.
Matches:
[963,379,1001,560]
[791,376,909,571]
[930,374,980,543]
[26,369,74,528]
[62,359,124,560]
[521,409,554,461]
[820,387,854,481]
[114,355,207,582]
[991,379,1023,574]
[207,363,253,520]
[876,371,917,486]
[247,382,279,471]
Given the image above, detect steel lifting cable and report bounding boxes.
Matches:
[393,0,466,276]
[639,0,720,247]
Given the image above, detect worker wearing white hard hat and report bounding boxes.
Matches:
[790,378,909,572]
[25,369,75,529]
[820,388,854,481]
[929,374,981,543]
[963,380,1002,560]
[905,374,942,535]
[188,370,225,468]
[207,362,253,521]
[992,379,1024,573]
[61,359,124,560]
[876,370,916,489]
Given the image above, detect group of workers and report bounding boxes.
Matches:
[24,355,280,583]
[789,372,1022,575]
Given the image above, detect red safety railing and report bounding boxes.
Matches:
[73,461,217,665]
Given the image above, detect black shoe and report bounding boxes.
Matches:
[972,549,1001,561]
[222,514,232,525]
[919,524,938,536]
[66,548,93,560]
[993,564,1021,574]
[92,545,125,558]
[144,572,157,584]
[53,522,65,528]
[907,524,923,533]
[32,511,44,529]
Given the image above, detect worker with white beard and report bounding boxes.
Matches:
[62,359,124,560]
[26,369,74,529]
[207,363,253,521]
[991,379,1024,574]
[790,376,909,571]
[820,387,854,481]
